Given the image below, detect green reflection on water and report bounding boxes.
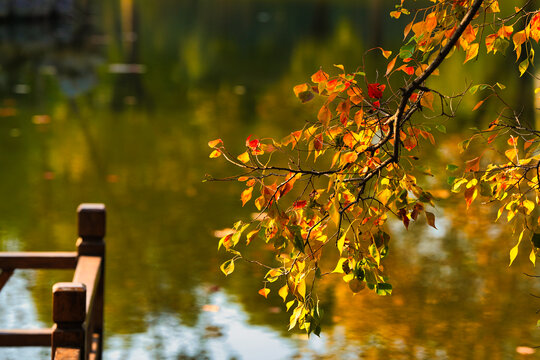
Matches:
[0,0,539,359]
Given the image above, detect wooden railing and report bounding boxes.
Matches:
[0,204,106,360]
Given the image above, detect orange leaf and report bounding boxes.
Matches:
[385,56,397,76]
[464,186,477,209]
[341,151,358,165]
[311,69,329,83]
[318,105,332,126]
[404,21,413,39]
[258,288,270,298]
[378,47,392,59]
[293,83,309,97]
[208,139,223,148]
[241,187,253,206]
[513,30,528,61]
[472,99,484,111]
[420,91,434,111]
[465,157,480,172]
[507,136,517,146]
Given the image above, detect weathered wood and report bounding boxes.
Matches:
[77,203,105,360]
[77,204,106,239]
[0,204,106,360]
[54,347,81,360]
[52,283,86,360]
[0,328,52,346]
[0,268,13,292]
[72,257,101,314]
[0,252,78,269]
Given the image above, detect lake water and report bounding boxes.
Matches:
[1,1,540,359]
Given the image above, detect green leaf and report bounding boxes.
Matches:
[376,282,392,295]
[399,43,416,59]
[519,58,529,77]
[435,124,447,133]
[469,84,488,94]
[446,164,459,172]
[493,37,509,54]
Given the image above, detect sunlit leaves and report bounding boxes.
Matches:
[258,287,270,298]
[208,0,540,335]
[241,187,253,206]
[509,230,525,266]
[220,259,235,276]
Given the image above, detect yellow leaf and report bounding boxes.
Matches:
[220,259,235,276]
[333,64,345,72]
[209,149,222,158]
[530,248,536,267]
[464,43,479,63]
[254,195,265,211]
[332,258,348,273]
[337,234,346,255]
[278,284,288,302]
[297,279,306,300]
[509,231,525,266]
[523,200,535,215]
[513,30,528,61]
[505,148,519,162]
[286,300,295,311]
[329,197,341,226]
[237,151,250,163]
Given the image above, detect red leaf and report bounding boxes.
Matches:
[367,83,385,99]
[293,200,307,209]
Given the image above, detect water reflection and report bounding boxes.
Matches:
[0,1,539,359]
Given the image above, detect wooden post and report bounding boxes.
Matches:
[52,283,86,360]
[76,204,105,360]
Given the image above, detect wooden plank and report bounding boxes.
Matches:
[0,269,13,292]
[0,252,78,269]
[0,328,52,346]
[72,256,102,313]
[54,347,81,360]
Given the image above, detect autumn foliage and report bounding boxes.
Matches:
[208,0,540,334]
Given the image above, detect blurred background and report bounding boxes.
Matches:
[0,0,540,359]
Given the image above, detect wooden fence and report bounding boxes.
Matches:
[0,204,106,360]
